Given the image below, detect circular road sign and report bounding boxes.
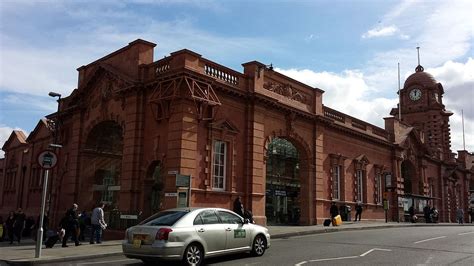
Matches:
[37,150,58,169]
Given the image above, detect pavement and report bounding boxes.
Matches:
[0,221,472,265]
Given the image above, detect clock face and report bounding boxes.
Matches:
[409,88,422,101]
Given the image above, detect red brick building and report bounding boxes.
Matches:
[1,39,473,228]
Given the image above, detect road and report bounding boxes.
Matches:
[46,226,474,265]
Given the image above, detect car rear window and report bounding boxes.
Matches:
[140,211,188,226]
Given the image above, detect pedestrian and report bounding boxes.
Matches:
[233,196,244,217]
[355,201,363,221]
[456,207,464,224]
[13,208,26,244]
[409,205,417,223]
[90,202,107,244]
[330,202,339,218]
[62,203,81,247]
[6,211,15,244]
[423,204,431,223]
[469,207,474,223]
[34,212,49,242]
[431,206,439,223]
[78,211,88,241]
[0,216,4,242]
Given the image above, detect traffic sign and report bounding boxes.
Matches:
[37,150,58,169]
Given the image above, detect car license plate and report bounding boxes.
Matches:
[234,229,246,238]
[133,239,141,248]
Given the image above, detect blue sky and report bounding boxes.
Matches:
[1,0,473,157]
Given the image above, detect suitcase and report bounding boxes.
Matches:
[45,235,59,248]
[323,219,331,226]
[332,215,342,226]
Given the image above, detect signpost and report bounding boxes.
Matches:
[35,150,58,258]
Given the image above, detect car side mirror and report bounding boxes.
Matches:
[243,218,250,224]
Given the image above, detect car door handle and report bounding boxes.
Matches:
[225,228,232,231]
[198,228,205,233]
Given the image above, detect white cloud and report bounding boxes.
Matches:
[277,56,474,152]
[276,67,398,127]
[362,25,400,39]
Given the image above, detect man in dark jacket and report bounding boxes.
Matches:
[355,202,363,221]
[62,203,80,247]
[330,202,339,218]
[233,196,244,217]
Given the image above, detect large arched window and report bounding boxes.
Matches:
[82,120,123,207]
[265,138,300,225]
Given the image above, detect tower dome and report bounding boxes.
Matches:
[403,65,437,89]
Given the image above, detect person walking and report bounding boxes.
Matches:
[233,196,244,217]
[431,206,439,223]
[355,202,363,222]
[456,207,464,224]
[78,211,88,241]
[90,202,107,244]
[423,204,431,223]
[330,202,339,219]
[13,208,26,244]
[468,207,474,223]
[0,216,4,242]
[62,203,81,247]
[6,211,15,244]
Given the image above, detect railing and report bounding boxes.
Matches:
[372,127,388,138]
[203,61,239,85]
[352,119,367,130]
[324,107,345,123]
[154,58,171,75]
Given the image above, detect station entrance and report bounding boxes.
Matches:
[265,138,301,225]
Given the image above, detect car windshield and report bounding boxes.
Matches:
[139,211,188,226]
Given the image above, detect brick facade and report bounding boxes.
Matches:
[1,39,473,227]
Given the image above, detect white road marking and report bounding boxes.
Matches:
[413,236,446,244]
[458,231,474,236]
[308,256,359,262]
[294,248,392,265]
[76,258,138,265]
[360,248,392,257]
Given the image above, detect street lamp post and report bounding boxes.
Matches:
[47,92,61,212]
[34,92,62,258]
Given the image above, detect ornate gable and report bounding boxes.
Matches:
[26,119,52,142]
[2,130,27,151]
[353,154,370,168]
[75,63,136,110]
[209,119,239,134]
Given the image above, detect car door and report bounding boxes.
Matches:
[194,210,226,254]
[216,210,251,250]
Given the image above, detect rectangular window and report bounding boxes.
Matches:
[332,165,340,200]
[357,170,363,202]
[212,140,226,190]
[376,173,382,204]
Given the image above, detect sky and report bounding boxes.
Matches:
[0,0,473,158]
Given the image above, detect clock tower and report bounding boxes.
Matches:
[395,63,453,160]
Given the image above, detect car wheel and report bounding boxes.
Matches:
[251,234,266,256]
[183,243,203,266]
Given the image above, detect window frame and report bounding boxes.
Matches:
[212,140,227,191]
[332,165,341,200]
[376,172,383,204]
[356,169,364,203]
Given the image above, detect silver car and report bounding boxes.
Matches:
[122,207,270,265]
